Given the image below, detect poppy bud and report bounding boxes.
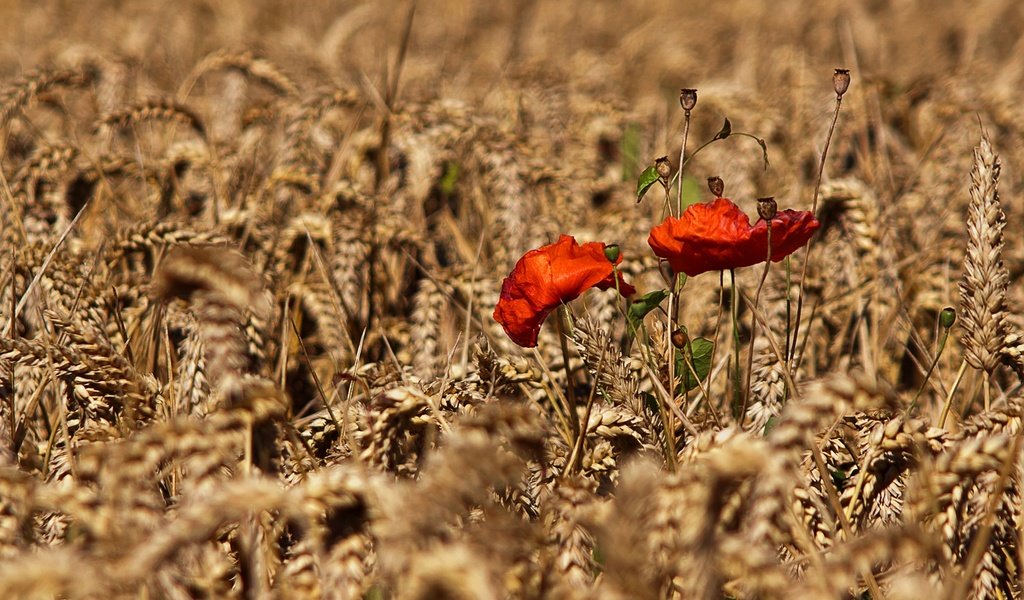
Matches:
[707,176,725,198]
[940,306,956,329]
[679,88,697,112]
[655,156,671,180]
[671,328,690,349]
[833,69,851,97]
[604,244,620,263]
[756,197,778,221]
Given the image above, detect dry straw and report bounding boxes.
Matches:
[0,3,1023,598]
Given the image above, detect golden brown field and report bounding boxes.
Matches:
[1,0,1024,598]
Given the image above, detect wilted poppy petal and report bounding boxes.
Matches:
[648,198,819,277]
[494,235,636,347]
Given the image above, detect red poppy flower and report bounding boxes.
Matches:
[648,198,820,277]
[494,235,636,347]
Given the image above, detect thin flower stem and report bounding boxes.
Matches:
[789,91,844,363]
[705,271,727,402]
[630,314,680,468]
[616,265,679,468]
[742,223,773,425]
[664,280,681,460]
[676,109,692,216]
[665,272,686,427]
[554,306,580,442]
[669,132,768,191]
[673,273,687,323]
[907,323,951,415]
[666,286,677,406]
[739,289,801,401]
[563,353,602,478]
[647,339,679,469]
[784,257,792,369]
[679,339,720,427]
[730,269,742,420]
[938,359,969,429]
[529,349,574,446]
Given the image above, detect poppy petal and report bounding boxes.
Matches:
[493,235,635,347]
[648,198,819,276]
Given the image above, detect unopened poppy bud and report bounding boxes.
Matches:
[655,156,671,180]
[604,244,620,263]
[833,69,851,97]
[940,306,956,329]
[756,197,778,221]
[679,88,697,112]
[671,328,690,349]
[707,176,724,198]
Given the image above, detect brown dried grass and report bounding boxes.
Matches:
[1,1,1024,598]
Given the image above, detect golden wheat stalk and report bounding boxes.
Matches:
[959,133,1008,375]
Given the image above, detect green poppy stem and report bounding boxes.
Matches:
[784,256,793,400]
[789,86,845,364]
[907,320,951,416]
[730,269,742,420]
[742,223,773,425]
[676,110,692,216]
[554,305,580,442]
[614,264,678,469]
[705,271,727,409]
[938,359,969,429]
[666,272,687,406]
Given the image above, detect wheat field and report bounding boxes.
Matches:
[1,1,1024,598]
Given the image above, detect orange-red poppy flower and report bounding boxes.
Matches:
[648,198,819,277]
[494,235,636,347]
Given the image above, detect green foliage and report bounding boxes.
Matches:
[675,337,714,392]
[627,289,668,332]
[636,165,660,202]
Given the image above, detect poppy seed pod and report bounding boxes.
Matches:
[757,197,778,221]
[671,328,690,349]
[833,69,851,97]
[679,88,697,112]
[655,156,672,180]
[707,176,725,198]
[604,244,621,263]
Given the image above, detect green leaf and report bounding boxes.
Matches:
[675,337,714,392]
[636,165,660,203]
[627,289,668,332]
[713,117,732,140]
